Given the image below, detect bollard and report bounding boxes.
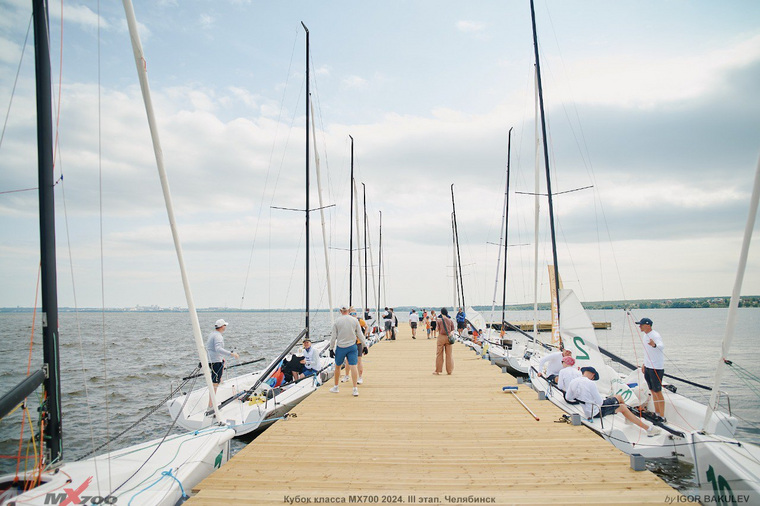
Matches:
[537,391,546,400]
[630,453,646,472]
[571,413,581,426]
[502,367,508,374]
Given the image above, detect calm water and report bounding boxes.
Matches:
[1,308,758,494]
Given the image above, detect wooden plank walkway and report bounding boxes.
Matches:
[189,325,680,505]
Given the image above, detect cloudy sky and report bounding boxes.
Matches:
[0,0,758,311]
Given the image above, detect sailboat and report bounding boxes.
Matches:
[166,22,334,437]
[688,159,760,502]
[0,1,235,504]
[523,0,738,461]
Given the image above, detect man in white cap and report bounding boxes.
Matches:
[205,319,239,406]
[329,306,368,396]
[637,317,666,421]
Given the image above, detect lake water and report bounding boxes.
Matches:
[1,307,758,494]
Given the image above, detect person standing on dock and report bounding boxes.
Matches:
[330,306,368,396]
[383,307,394,340]
[409,309,419,339]
[433,308,456,375]
[430,310,437,338]
[423,310,431,339]
[637,317,667,421]
[456,308,466,332]
[205,319,239,406]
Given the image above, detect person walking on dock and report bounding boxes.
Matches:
[433,308,456,375]
[430,310,437,338]
[637,317,667,421]
[423,310,431,339]
[330,306,368,396]
[409,309,419,339]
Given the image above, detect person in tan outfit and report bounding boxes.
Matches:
[433,307,456,375]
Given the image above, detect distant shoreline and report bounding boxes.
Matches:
[2,295,758,313]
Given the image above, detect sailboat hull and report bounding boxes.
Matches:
[0,427,234,506]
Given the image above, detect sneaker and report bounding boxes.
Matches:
[357,377,363,384]
[647,426,662,437]
[341,375,349,383]
[329,385,339,393]
[352,387,359,397]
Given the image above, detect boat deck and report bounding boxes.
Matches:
[188,325,679,504]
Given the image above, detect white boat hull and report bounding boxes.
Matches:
[690,432,760,504]
[168,341,333,436]
[0,427,234,506]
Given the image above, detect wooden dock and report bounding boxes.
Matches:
[189,325,679,505]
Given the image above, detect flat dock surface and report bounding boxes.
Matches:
[189,326,679,505]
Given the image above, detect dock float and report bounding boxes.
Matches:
[189,326,679,505]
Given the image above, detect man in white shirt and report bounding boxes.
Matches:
[300,338,320,378]
[637,317,666,421]
[537,349,572,383]
[557,356,582,391]
[409,309,420,339]
[329,306,368,396]
[205,319,240,408]
[565,367,661,436]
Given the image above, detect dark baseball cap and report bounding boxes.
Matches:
[635,317,653,326]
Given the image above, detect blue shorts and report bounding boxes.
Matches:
[209,362,224,384]
[301,368,317,377]
[596,397,621,418]
[335,345,358,367]
[644,367,664,393]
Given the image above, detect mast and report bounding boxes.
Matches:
[702,157,760,429]
[501,128,513,325]
[353,178,365,316]
[311,100,335,325]
[123,0,222,418]
[34,0,62,464]
[450,184,466,311]
[348,135,354,307]
[530,0,561,324]
[378,211,383,310]
[302,22,310,336]
[363,183,368,318]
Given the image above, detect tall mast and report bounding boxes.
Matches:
[362,183,368,317]
[348,135,354,307]
[34,0,62,464]
[378,211,383,309]
[501,128,513,325]
[450,185,466,311]
[302,22,310,336]
[530,0,561,323]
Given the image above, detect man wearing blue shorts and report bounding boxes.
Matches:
[329,306,368,396]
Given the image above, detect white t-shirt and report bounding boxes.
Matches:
[539,351,563,377]
[302,345,320,371]
[565,376,604,419]
[642,329,665,369]
[557,366,582,391]
[409,312,419,323]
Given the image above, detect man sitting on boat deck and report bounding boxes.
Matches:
[565,366,661,436]
[556,356,581,391]
[299,337,320,379]
[536,349,572,384]
[330,306,369,396]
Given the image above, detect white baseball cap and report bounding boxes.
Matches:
[215,319,229,328]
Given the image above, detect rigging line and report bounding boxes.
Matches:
[0,13,32,151]
[240,27,301,309]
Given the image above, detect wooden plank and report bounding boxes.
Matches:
[188,325,679,505]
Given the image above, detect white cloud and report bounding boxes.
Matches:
[548,33,760,109]
[49,3,110,31]
[341,75,368,90]
[199,13,214,29]
[456,20,485,34]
